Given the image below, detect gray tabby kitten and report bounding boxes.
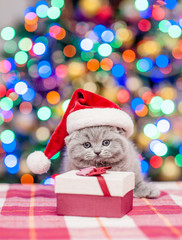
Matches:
[62,126,160,198]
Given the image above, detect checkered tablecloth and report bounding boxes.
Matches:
[0,182,182,240]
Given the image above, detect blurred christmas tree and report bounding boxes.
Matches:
[0,0,182,184]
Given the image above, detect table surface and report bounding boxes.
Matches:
[0,182,182,240]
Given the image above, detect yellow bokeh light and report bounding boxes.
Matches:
[79,0,102,17]
[137,40,161,56]
[116,28,133,42]
[160,156,181,181]
[159,86,177,100]
[36,127,50,142]
[68,62,85,79]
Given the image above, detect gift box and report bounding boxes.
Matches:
[55,169,135,218]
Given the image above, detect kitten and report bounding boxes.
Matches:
[62,126,160,198]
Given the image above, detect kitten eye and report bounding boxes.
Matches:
[102,140,110,146]
[83,142,91,148]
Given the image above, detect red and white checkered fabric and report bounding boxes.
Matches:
[0,182,182,240]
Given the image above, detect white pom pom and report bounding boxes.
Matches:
[27,151,51,174]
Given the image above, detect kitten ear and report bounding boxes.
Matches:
[116,127,126,136]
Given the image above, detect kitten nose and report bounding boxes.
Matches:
[95,151,100,156]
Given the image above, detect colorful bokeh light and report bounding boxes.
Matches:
[37,106,51,121]
[150,156,163,168]
[47,7,61,20]
[134,0,149,11]
[80,38,94,51]
[111,64,125,78]
[98,43,112,57]
[156,118,170,133]
[0,130,15,144]
[1,27,16,41]
[38,61,52,78]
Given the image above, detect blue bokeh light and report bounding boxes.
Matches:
[4,154,19,174]
[93,24,106,37]
[165,0,177,10]
[6,164,19,174]
[43,177,54,185]
[137,58,153,72]
[131,98,145,110]
[6,76,19,89]
[38,61,52,78]
[35,0,48,8]
[101,30,115,43]
[179,145,182,155]
[139,8,152,19]
[33,42,46,55]
[155,55,169,68]
[111,64,125,78]
[7,58,16,71]
[4,154,18,168]
[150,70,164,83]
[149,139,161,152]
[22,88,35,101]
[141,160,149,173]
[24,7,36,16]
[80,38,93,52]
[156,118,171,133]
[2,140,16,153]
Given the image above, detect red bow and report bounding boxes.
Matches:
[76,166,112,196]
[76,166,112,176]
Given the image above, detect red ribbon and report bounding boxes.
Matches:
[97,175,111,196]
[87,166,112,176]
[76,166,112,197]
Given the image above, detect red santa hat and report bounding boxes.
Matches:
[27,89,134,174]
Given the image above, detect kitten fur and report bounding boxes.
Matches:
[62,126,160,198]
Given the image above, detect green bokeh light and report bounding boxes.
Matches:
[36,4,48,18]
[18,38,32,51]
[14,51,28,65]
[35,36,48,46]
[136,60,144,72]
[159,20,171,33]
[51,152,60,160]
[98,43,112,57]
[62,99,70,112]
[149,96,163,113]
[0,129,15,144]
[91,42,100,53]
[37,106,51,121]
[51,0,64,8]
[4,40,17,54]
[134,0,149,11]
[0,97,13,111]
[168,25,181,39]
[175,154,182,167]
[143,123,160,139]
[47,7,61,19]
[1,27,16,40]
[161,99,175,114]
[81,51,94,61]
[110,37,122,48]
[13,97,21,106]
[0,117,3,125]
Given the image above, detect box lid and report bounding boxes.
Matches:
[55,170,135,197]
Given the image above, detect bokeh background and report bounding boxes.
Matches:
[0,0,182,184]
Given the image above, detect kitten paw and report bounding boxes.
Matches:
[134,182,160,198]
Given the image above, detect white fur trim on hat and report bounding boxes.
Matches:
[27,151,51,174]
[67,108,134,138]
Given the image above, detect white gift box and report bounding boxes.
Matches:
[55,170,135,218]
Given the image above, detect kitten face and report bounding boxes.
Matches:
[65,126,129,168]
